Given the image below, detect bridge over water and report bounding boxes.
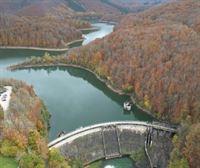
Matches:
[48,121,177,166]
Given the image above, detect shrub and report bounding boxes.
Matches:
[28,130,40,152]
[39,102,50,137]
[0,131,27,158]
[0,140,18,157]
[48,148,70,168]
[19,153,45,168]
[28,130,48,159]
[122,84,134,93]
[168,148,189,168]
[143,95,152,111]
[184,123,200,167]
[69,158,83,168]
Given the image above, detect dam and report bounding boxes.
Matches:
[49,121,177,166]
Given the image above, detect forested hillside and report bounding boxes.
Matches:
[0,0,171,15]
[0,0,172,48]
[0,0,40,14]
[0,1,90,48]
[75,0,172,21]
[77,0,121,16]
[0,79,50,167]
[8,0,200,167]
[67,1,200,167]
[70,0,200,121]
[103,0,171,13]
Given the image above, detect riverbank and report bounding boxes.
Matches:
[66,38,84,48]
[0,38,85,51]
[9,63,126,96]
[0,32,108,52]
[8,63,155,118]
[0,46,69,51]
[79,27,100,34]
[99,20,118,25]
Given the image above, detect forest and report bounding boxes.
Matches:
[0,79,50,167]
[70,1,200,167]
[0,1,90,48]
[12,0,200,167]
[70,0,200,123]
[0,0,174,48]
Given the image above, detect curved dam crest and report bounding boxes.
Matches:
[49,121,176,166]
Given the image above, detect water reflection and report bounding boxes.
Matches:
[0,48,65,68]
[0,22,153,141]
[28,66,153,123]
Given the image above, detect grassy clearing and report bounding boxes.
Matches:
[0,156,18,168]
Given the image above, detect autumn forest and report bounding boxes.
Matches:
[0,0,200,168]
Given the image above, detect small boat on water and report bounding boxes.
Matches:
[123,101,132,111]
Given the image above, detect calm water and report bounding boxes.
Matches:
[82,23,114,45]
[0,23,152,167]
[102,157,135,168]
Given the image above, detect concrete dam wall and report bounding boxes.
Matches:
[48,121,176,166]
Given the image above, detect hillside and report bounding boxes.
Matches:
[0,79,50,167]
[75,0,172,21]
[107,0,171,12]
[3,0,200,167]
[0,2,90,48]
[0,0,41,14]
[16,1,73,17]
[68,0,200,167]
[68,0,200,120]
[14,0,200,167]
[77,0,121,15]
[118,0,200,33]
[0,79,49,139]
[69,0,200,122]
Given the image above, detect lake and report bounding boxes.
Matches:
[0,23,153,168]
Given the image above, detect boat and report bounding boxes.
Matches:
[123,101,132,111]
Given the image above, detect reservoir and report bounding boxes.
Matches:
[0,23,153,168]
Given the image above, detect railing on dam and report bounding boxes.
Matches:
[48,121,177,166]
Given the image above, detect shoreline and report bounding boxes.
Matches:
[99,20,118,25]
[9,63,155,118]
[79,27,99,32]
[66,38,84,47]
[0,46,69,51]
[0,38,85,52]
[9,63,126,96]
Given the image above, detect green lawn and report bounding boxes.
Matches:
[0,156,18,168]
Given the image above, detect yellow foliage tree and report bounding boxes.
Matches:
[144,95,152,111]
